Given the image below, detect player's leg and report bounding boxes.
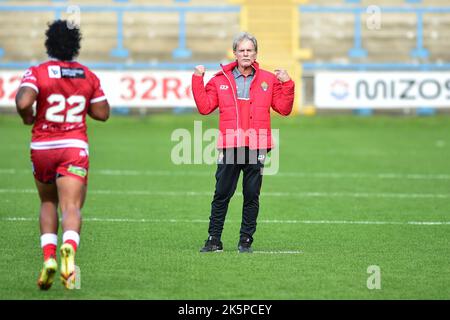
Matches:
[56,148,89,288]
[36,180,59,289]
[37,180,59,236]
[56,175,86,288]
[57,176,85,234]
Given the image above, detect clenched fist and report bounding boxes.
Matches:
[274,69,291,82]
[194,65,205,76]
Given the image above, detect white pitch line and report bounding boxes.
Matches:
[0,169,16,174]
[253,251,303,255]
[2,168,450,181]
[2,217,450,226]
[1,188,449,199]
[93,170,450,180]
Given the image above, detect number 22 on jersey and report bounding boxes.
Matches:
[46,94,86,123]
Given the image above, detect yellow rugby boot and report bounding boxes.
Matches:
[37,258,58,290]
[60,243,76,289]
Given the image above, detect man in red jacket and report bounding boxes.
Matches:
[192,32,295,253]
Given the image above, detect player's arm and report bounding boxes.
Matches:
[15,87,37,125]
[88,100,110,122]
[88,71,110,121]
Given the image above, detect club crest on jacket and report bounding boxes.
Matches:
[261,81,269,91]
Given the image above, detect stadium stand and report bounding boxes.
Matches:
[0,0,239,64]
[300,3,450,63]
[1,0,450,114]
[298,0,450,114]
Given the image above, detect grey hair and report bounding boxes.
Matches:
[232,32,258,53]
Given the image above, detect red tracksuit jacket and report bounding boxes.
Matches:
[191,61,295,150]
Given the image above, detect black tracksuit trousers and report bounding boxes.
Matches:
[207,147,267,242]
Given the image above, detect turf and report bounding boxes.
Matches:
[0,113,449,299]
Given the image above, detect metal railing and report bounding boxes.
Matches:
[298,0,450,114]
[299,0,450,71]
[0,0,240,70]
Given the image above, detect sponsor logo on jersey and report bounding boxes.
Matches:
[220,85,229,90]
[67,165,87,178]
[23,76,37,82]
[23,69,33,77]
[22,68,37,83]
[61,68,86,79]
[79,150,88,157]
[48,66,61,78]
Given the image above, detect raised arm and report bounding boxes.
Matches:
[191,65,218,115]
[271,69,295,116]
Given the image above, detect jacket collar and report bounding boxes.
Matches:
[216,60,259,76]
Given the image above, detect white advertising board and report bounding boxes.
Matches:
[315,72,450,108]
[0,70,215,107]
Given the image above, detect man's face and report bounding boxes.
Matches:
[234,39,257,69]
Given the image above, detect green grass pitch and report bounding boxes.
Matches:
[0,113,449,299]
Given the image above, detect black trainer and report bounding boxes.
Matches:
[200,236,223,253]
[238,236,253,253]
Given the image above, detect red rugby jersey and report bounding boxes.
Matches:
[19,60,106,150]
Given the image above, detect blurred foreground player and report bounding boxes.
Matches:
[15,20,110,289]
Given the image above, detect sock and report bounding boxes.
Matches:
[40,233,57,261]
[63,230,80,252]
